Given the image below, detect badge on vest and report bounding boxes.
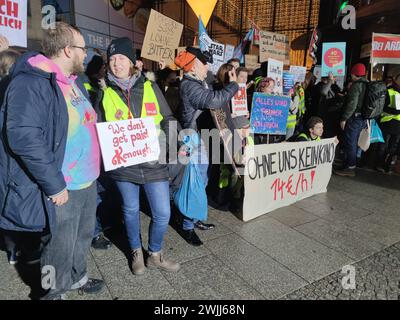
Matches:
[144,103,158,116]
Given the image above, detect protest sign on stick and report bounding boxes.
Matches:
[259,31,290,65]
[0,0,27,47]
[231,83,248,117]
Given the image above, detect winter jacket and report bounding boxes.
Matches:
[179,74,239,130]
[0,52,77,232]
[95,74,177,185]
[341,78,368,121]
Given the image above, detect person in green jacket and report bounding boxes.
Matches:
[334,63,368,177]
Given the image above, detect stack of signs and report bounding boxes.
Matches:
[245,54,261,75]
[224,44,235,63]
[282,72,295,96]
[231,83,248,117]
[321,42,346,77]
[267,58,283,95]
[250,93,290,135]
[0,0,27,47]
[259,31,290,65]
[199,32,225,74]
[289,66,307,83]
[141,9,184,65]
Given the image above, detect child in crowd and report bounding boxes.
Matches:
[296,116,324,142]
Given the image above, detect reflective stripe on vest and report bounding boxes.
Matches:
[84,82,94,93]
[247,135,254,146]
[286,114,297,129]
[381,88,400,123]
[101,81,164,125]
[298,133,321,141]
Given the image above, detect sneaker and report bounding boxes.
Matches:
[7,250,19,265]
[76,278,105,295]
[333,168,356,177]
[131,248,145,275]
[146,251,180,272]
[91,234,112,250]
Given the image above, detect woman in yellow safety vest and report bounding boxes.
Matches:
[376,73,400,172]
[97,37,180,275]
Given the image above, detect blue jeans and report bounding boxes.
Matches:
[93,178,115,238]
[343,115,367,168]
[182,140,209,231]
[41,183,97,298]
[114,180,170,253]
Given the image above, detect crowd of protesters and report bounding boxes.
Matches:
[0,21,399,300]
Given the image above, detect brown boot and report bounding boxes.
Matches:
[146,251,180,272]
[131,248,145,275]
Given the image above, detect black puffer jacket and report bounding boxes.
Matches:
[179,74,239,129]
[95,74,177,184]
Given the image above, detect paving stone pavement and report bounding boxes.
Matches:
[0,168,399,300]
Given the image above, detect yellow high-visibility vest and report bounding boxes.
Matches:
[102,80,164,125]
[298,133,321,141]
[297,86,306,116]
[84,82,94,93]
[380,88,400,123]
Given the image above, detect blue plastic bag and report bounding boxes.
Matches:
[370,119,385,144]
[173,159,208,221]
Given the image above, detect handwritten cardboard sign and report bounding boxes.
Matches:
[0,0,27,47]
[231,83,248,117]
[141,9,183,65]
[243,138,336,221]
[250,93,290,135]
[289,66,307,83]
[259,31,290,65]
[96,118,160,172]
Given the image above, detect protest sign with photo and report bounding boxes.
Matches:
[321,42,346,77]
[141,9,183,65]
[267,58,284,95]
[289,66,307,83]
[282,72,295,96]
[250,93,290,135]
[224,44,235,63]
[199,33,225,74]
[242,138,336,221]
[0,0,27,47]
[371,33,400,64]
[245,54,261,74]
[96,118,160,172]
[259,31,290,65]
[231,83,248,117]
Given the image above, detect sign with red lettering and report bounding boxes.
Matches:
[371,33,400,64]
[242,139,336,221]
[231,83,248,117]
[0,0,27,47]
[96,117,160,172]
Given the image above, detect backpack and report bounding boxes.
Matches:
[361,81,387,119]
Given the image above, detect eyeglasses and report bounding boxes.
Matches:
[70,45,87,53]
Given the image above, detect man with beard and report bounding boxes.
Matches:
[0,22,103,299]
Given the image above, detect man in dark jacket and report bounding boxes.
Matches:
[0,22,104,300]
[174,47,239,246]
[334,63,368,177]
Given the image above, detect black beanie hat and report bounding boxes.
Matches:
[107,37,136,64]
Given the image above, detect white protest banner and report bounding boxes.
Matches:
[141,9,183,65]
[267,58,284,95]
[259,31,290,65]
[231,83,248,117]
[0,0,27,47]
[243,138,336,221]
[96,118,160,172]
[245,54,260,74]
[224,44,235,62]
[289,66,307,83]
